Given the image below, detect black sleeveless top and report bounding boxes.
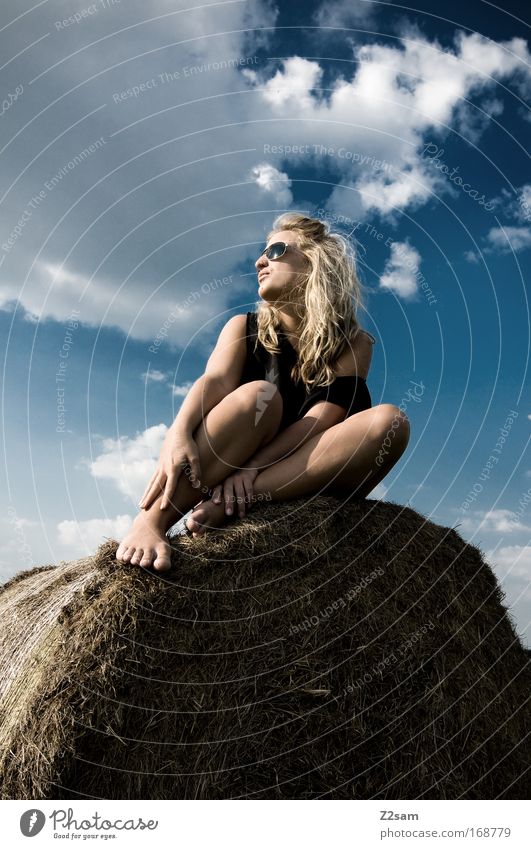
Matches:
[239,312,372,430]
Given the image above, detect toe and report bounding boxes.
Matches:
[119,546,134,563]
[187,515,204,534]
[153,546,171,572]
[140,548,154,567]
[130,548,144,566]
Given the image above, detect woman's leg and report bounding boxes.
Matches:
[250,404,410,504]
[115,380,283,571]
[187,404,410,535]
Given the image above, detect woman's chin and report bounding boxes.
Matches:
[258,282,280,301]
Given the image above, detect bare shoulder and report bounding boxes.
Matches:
[222,313,248,333]
[333,328,376,379]
[213,313,248,346]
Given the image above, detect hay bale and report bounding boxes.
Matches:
[0,496,529,800]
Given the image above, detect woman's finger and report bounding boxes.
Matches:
[139,469,159,507]
[160,471,178,509]
[234,480,246,517]
[141,473,165,510]
[242,479,254,511]
[144,478,164,509]
[223,479,235,515]
[212,485,223,504]
[189,456,202,489]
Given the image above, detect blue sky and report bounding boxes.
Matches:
[0,0,529,645]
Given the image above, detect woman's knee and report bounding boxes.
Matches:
[231,380,283,425]
[370,404,411,451]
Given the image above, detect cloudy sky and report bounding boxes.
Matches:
[0,0,529,645]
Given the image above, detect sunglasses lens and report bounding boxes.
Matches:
[265,242,286,260]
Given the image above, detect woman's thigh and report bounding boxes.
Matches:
[291,403,408,495]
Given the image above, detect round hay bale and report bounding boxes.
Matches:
[0,495,529,800]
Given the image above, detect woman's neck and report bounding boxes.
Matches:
[276,308,303,346]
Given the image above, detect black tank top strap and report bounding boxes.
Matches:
[246,310,258,355]
[240,311,265,384]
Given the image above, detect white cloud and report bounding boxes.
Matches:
[486,545,531,581]
[485,545,531,647]
[250,163,293,206]
[243,32,531,222]
[172,381,194,397]
[57,514,134,557]
[87,424,167,502]
[314,0,384,28]
[2,7,531,346]
[465,181,531,256]
[379,240,422,300]
[457,32,531,97]
[0,511,129,582]
[517,184,531,223]
[486,225,531,253]
[1,504,143,580]
[0,0,279,350]
[464,249,480,264]
[370,482,388,500]
[453,96,504,144]
[245,56,324,111]
[0,259,239,348]
[354,162,434,216]
[0,514,44,584]
[142,369,168,383]
[484,184,531,223]
[459,508,531,535]
[140,371,194,397]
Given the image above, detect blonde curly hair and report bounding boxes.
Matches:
[255,212,374,390]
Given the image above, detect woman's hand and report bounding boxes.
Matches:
[139,428,202,511]
[211,467,259,518]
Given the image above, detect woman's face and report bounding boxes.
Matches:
[255,230,310,305]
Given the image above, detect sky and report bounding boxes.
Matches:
[0,0,529,646]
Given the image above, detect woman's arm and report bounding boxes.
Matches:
[168,313,248,437]
[170,373,229,437]
[140,314,248,508]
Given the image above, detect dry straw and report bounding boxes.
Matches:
[0,495,529,799]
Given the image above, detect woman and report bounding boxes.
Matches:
[116,213,410,571]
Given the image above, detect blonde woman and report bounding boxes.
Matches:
[116,213,410,571]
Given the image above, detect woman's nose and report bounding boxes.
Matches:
[255,253,268,271]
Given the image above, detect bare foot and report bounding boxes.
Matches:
[186,497,232,537]
[116,512,172,571]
